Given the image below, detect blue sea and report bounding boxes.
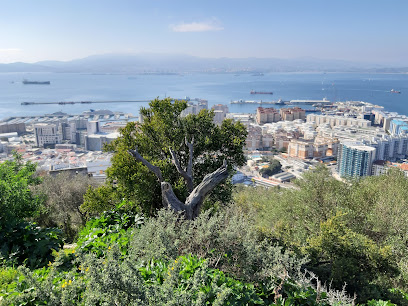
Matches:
[0,72,407,119]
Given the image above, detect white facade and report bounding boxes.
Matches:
[34,123,63,147]
[84,132,119,151]
[307,114,371,128]
[372,163,389,176]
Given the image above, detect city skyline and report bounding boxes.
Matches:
[0,0,407,65]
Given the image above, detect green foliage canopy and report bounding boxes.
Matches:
[0,155,42,228]
[306,212,397,301]
[82,98,247,216]
[233,165,408,303]
[32,172,98,241]
[259,158,282,177]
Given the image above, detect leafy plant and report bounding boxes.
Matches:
[76,201,144,257]
[275,280,330,306]
[0,266,21,293]
[0,153,43,229]
[0,221,63,269]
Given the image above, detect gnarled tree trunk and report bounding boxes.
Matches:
[128,145,228,219]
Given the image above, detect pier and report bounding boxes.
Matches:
[21,97,205,106]
[21,100,152,106]
[230,98,331,106]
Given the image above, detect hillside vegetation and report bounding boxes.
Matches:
[1,100,408,305]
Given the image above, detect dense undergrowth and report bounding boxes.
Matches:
[234,166,408,305]
[1,206,360,305]
[2,159,408,305]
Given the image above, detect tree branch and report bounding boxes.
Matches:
[185,160,228,219]
[128,147,163,183]
[169,144,194,192]
[129,146,228,220]
[185,136,193,180]
[160,182,186,211]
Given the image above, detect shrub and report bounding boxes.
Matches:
[3,251,336,305]
[129,208,304,286]
[32,172,99,242]
[0,221,63,269]
[76,202,144,258]
[1,207,358,305]
[0,155,43,229]
[0,267,20,293]
[128,208,355,304]
[306,213,398,302]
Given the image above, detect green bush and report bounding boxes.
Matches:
[76,202,144,257]
[128,208,305,285]
[1,265,87,305]
[1,251,342,305]
[306,213,398,302]
[0,154,43,229]
[0,267,21,293]
[0,221,63,269]
[1,207,357,305]
[233,166,408,304]
[32,172,99,242]
[84,252,264,305]
[128,208,354,305]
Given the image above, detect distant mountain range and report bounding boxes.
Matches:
[0,53,407,74]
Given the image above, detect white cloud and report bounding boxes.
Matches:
[170,20,223,32]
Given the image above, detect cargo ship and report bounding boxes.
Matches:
[391,89,401,94]
[250,90,273,95]
[22,80,50,85]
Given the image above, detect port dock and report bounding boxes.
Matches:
[21,97,204,106]
[230,98,331,105]
[21,100,152,106]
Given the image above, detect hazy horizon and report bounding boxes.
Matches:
[1,0,407,65]
[4,52,400,66]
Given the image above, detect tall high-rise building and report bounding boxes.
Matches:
[337,141,376,177]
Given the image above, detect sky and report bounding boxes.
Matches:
[0,0,407,65]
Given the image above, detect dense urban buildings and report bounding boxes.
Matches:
[2,99,408,181]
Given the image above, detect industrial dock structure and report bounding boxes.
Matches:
[230,98,331,105]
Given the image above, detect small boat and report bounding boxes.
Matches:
[391,89,401,94]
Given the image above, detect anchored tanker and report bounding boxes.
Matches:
[250,90,273,95]
[22,79,50,85]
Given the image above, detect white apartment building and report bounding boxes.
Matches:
[316,124,408,161]
[307,114,371,128]
[34,123,63,147]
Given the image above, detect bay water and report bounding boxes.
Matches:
[0,72,406,119]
